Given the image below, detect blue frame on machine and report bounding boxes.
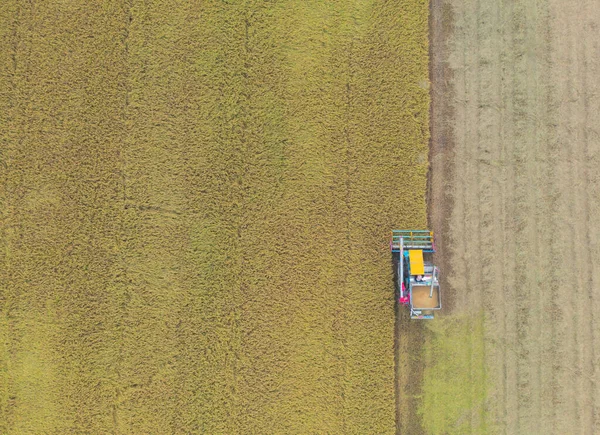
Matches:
[390,229,435,253]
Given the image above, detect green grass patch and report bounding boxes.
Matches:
[419,313,490,435]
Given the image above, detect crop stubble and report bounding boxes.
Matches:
[427,0,600,433]
[0,1,429,433]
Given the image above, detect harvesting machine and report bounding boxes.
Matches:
[391,230,441,319]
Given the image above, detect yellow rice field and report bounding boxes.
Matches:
[0,1,429,433]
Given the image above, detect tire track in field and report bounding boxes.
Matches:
[581,0,600,429]
[462,1,479,432]
[537,3,562,430]
[570,2,594,430]
[495,0,513,430]
[511,2,533,430]
[531,3,557,434]
[559,0,598,431]
[551,4,583,432]
[516,0,547,431]
[566,11,583,431]
[529,1,554,430]
[585,9,600,428]
[494,0,543,431]
[471,0,487,431]
[578,1,598,429]
[474,0,509,433]
[473,0,500,431]
[500,1,521,432]
[446,0,467,315]
[457,2,478,430]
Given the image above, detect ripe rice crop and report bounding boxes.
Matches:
[0,0,429,433]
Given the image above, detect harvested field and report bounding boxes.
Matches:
[422,0,600,433]
[0,1,429,433]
